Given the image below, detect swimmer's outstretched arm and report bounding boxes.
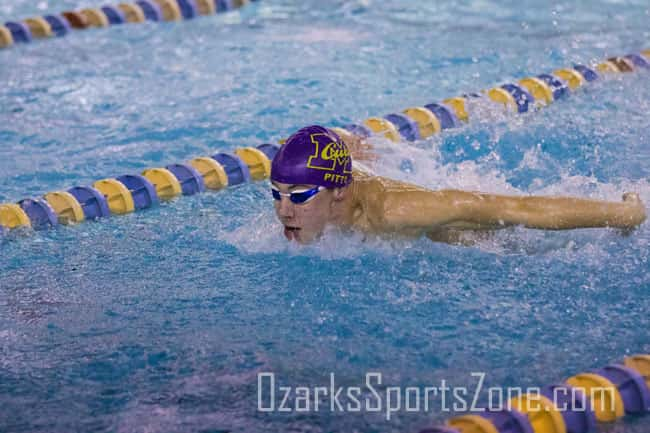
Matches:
[380,189,647,231]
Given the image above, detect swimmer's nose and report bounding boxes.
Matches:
[278,196,294,218]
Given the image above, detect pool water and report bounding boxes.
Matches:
[1,1,649,432]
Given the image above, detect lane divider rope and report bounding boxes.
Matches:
[0,145,277,232]
[331,50,649,145]
[420,354,650,433]
[0,0,258,49]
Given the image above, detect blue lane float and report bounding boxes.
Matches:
[541,384,597,433]
[625,54,649,69]
[501,83,535,113]
[101,6,126,25]
[43,15,70,36]
[594,365,650,414]
[116,174,159,210]
[166,163,206,195]
[538,73,569,100]
[573,64,599,82]
[68,186,111,220]
[4,21,32,43]
[384,113,420,141]
[216,0,233,12]
[136,0,163,21]
[18,199,58,230]
[177,0,198,19]
[212,152,251,186]
[424,103,459,129]
[342,123,372,137]
[256,143,280,161]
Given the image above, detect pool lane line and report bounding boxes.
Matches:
[0,0,259,50]
[0,145,278,233]
[332,50,650,144]
[420,353,650,433]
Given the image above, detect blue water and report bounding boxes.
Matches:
[1,1,649,432]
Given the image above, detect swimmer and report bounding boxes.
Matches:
[270,125,647,244]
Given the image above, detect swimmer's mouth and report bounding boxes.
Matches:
[284,225,301,241]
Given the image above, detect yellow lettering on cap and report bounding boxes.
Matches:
[321,142,351,166]
[323,173,332,182]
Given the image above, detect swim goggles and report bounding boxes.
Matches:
[271,186,324,204]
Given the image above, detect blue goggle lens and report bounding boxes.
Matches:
[271,187,321,204]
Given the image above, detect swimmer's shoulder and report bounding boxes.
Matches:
[351,168,385,196]
[349,170,434,233]
[346,168,385,229]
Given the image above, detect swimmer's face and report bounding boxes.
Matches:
[271,182,336,244]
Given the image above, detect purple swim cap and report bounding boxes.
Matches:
[271,125,353,188]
